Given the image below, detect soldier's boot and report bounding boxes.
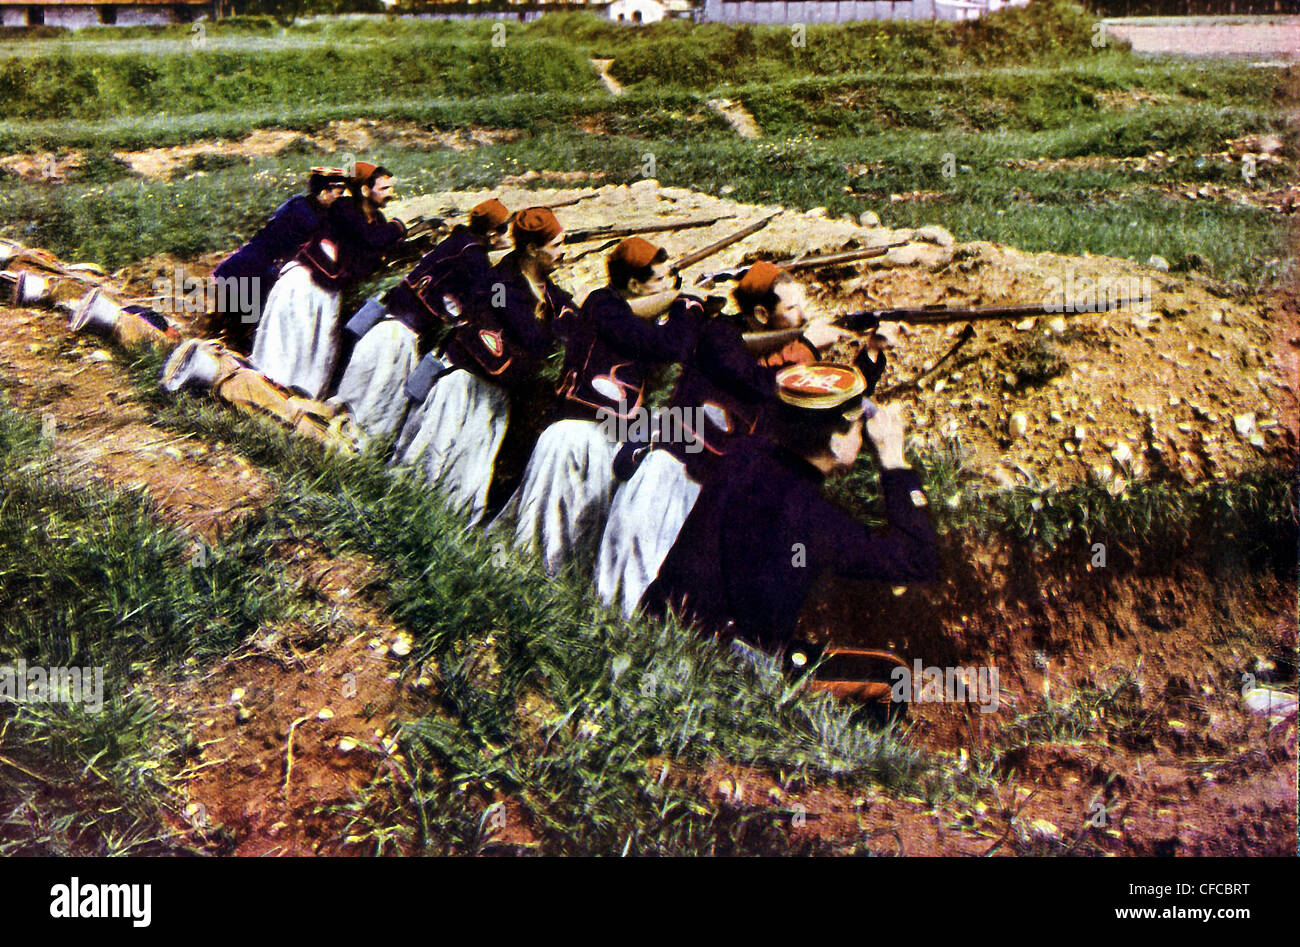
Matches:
[162,339,359,454]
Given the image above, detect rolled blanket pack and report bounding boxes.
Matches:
[70,288,179,349]
[162,338,360,454]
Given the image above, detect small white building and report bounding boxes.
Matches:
[606,0,665,22]
[606,0,694,24]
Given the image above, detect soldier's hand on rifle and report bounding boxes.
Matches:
[865,403,911,472]
[802,320,849,350]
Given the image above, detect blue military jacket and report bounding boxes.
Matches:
[641,435,938,652]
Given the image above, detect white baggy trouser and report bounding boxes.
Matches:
[393,368,510,526]
[249,261,340,400]
[330,317,420,438]
[595,449,702,618]
[489,418,617,577]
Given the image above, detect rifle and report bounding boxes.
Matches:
[400,215,445,242]
[695,240,911,285]
[563,216,738,265]
[540,192,601,211]
[395,192,600,245]
[740,299,1141,353]
[670,213,781,276]
[564,215,736,246]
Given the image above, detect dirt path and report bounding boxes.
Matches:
[1104,16,1300,59]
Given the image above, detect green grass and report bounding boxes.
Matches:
[0,399,296,674]
[0,694,191,856]
[826,429,1297,570]
[0,7,1291,288]
[0,395,306,855]
[2,111,1292,286]
[0,37,596,120]
[119,344,933,854]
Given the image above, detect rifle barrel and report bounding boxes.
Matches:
[563,216,735,245]
[836,300,1142,331]
[697,239,909,284]
[739,326,806,355]
[671,213,779,274]
[779,242,907,271]
[541,192,601,211]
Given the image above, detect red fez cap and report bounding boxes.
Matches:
[737,260,788,300]
[352,161,379,185]
[609,236,662,271]
[512,206,563,243]
[470,198,511,230]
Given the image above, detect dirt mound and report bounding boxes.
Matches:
[498,169,605,187]
[0,151,84,183]
[116,128,305,180]
[308,119,523,156]
[391,183,1297,489]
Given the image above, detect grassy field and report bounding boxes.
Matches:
[0,398,304,854]
[0,2,1294,287]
